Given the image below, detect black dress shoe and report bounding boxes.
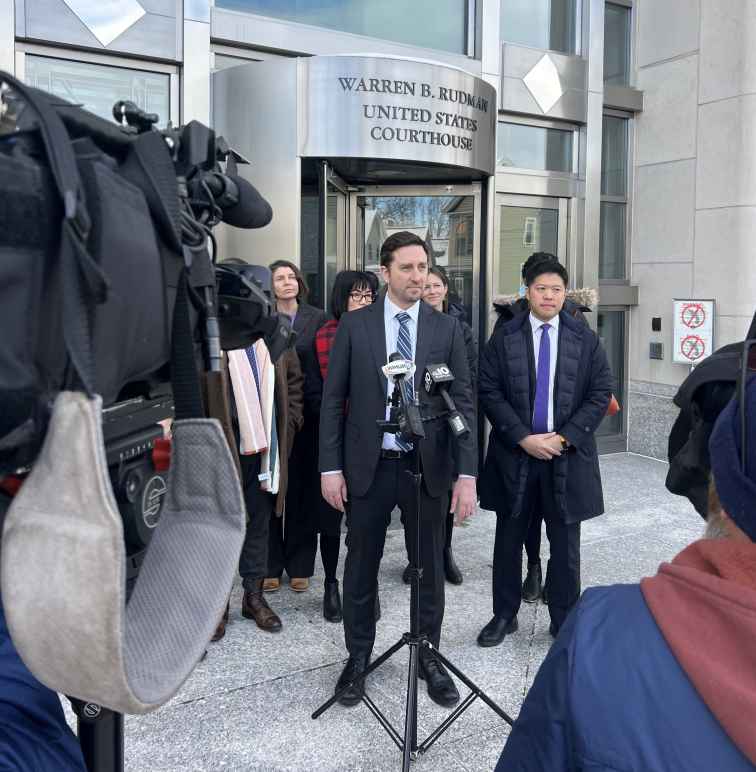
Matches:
[522,562,542,603]
[323,580,342,623]
[419,655,460,707]
[477,615,518,647]
[335,656,369,707]
[443,548,463,585]
[402,564,411,584]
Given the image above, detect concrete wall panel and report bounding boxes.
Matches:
[637,0,700,67]
[696,95,756,209]
[636,55,698,166]
[694,207,756,320]
[699,0,756,103]
[632,159,696,264]
[629,261,693,387]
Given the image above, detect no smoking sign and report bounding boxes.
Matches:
[680,302,706,329]
[673,300,715,365]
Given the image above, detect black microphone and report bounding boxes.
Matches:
[424,363,470,438]
[201,172,273,229]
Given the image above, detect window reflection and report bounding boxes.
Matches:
[359,195,475,326]
[500,0,577,54]
[604,3,631,86]
[25,55,170,128]
[597,310,625,436]
[497,122,574,173]
[215,0,469,55]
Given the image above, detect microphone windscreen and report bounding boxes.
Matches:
[222,174,273,229]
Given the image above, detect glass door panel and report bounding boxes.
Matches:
[354,191,478,328]
[596,309,626,438]
[496,197,561,297]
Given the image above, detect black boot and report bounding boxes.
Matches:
[522,562,543,603]
[443,547,463,585]
[323,580,342,623]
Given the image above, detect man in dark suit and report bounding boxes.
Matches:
[320,231,477,708]
[477,254,612,646]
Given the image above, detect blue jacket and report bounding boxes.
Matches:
[0,597,86,771]
[496,585,756,771]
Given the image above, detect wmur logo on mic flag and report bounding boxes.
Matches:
[382,359,416,379]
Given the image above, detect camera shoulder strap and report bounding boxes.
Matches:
[0,71,107,396]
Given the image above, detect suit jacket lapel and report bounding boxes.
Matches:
[415,302,437,392]
[365,298,388,395]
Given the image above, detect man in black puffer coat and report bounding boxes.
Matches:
[477,255,612,646]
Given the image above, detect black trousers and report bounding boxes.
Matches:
[344,455,446,658]
[403,497,455,556]
[238,454,276,592]
[268,421,343,579]
[492,458,581,629]
[525,512,542,565]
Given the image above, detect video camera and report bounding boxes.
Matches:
[0,76,294,562]
[0,73,296,732]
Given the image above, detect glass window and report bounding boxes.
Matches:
[214,0,469,55]
[604,3,631,86]
[500,0,577,54]
[497,205,559,295]
[358,195,476,326]
[601,115,628,196]
[600,114,629,279]
[596,309,625,436]
[497,122,574,172]
[25,55,170,128]
[599,202,626,280]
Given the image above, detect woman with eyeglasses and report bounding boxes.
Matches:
[264,260,327,596]
[409,265,478,586]
[314,271,378,621]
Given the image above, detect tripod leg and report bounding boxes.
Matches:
[311,637,406,719]
[429,647,514,725]
[403,642,420,772]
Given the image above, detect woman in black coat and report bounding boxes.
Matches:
[400,266,477,585]
[265,260,326,593]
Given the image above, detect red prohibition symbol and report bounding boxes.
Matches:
[680,302,706,329]
[681,334,706,362]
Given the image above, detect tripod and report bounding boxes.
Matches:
[312,389,513,770]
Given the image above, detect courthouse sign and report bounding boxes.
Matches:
[301,56,497,175]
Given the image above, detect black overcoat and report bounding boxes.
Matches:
[478,309,612,523]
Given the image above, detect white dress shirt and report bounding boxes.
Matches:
[382,295,421,450]
[529,312,559,433]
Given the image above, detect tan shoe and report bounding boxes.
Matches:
[289,577,309,592]
[262,577,280,592]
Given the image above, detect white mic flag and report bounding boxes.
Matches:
[382,359,416,380]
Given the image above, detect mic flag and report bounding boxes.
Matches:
[423,363,470,438]
[382,358,416,380]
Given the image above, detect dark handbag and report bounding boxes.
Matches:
[0,72,184,473]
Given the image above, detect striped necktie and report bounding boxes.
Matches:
[395,311,414,451]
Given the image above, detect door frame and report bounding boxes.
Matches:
[346,183,484,339]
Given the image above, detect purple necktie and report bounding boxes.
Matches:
[532,323,551,434]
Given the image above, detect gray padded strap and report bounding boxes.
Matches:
[0,392,244,714]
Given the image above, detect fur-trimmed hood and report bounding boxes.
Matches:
[493,288,598,310]
[490,288,598,327]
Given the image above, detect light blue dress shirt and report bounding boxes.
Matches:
[382,295,421,450]
[529,312,559,433]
